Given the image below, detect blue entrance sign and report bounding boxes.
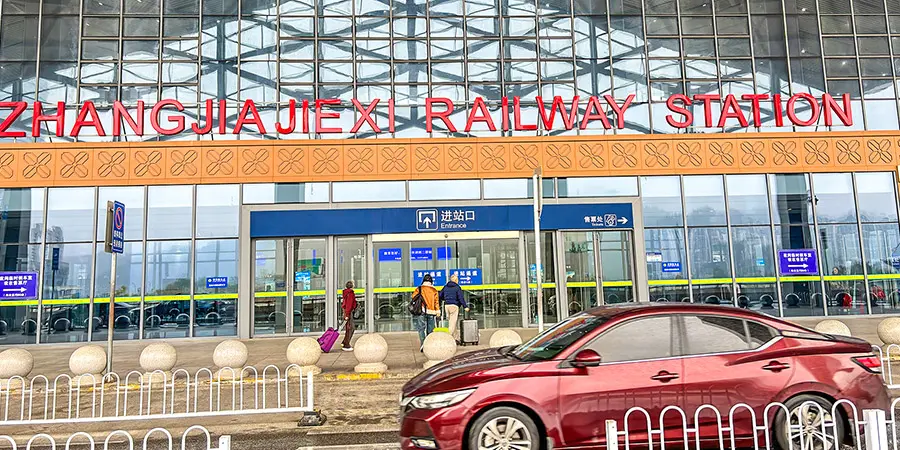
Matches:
[662,262,681,273]
[250,203,634,238]
[437,246,452,260]
[410,248,433,261]
[111,201,125,254]
[413,270,445,286]
[451,268,482,285]
[378,248,402,262]
[778,250,819,275]
[0,272,38,300]
[206,277,228,289]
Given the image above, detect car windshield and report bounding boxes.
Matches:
[510,313,608,361]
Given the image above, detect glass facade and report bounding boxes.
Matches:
[4,0,900,141]
[642,171,900,318]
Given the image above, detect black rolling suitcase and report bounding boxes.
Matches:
[459,310,479,346]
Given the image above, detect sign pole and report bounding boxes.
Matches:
[107,251,116,372]
[533,168,544,333]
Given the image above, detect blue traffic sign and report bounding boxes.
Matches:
[51,247,60,271]
[0,272,38,300]
[206,277,228,289]
[662,262,681,273]
[778,250,819,275]
[111,201,125,254]
[450,268,482,285]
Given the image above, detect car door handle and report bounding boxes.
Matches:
[650,371,679,382]
[762,361,790,372]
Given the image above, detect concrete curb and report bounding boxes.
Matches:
[320,372,417,381]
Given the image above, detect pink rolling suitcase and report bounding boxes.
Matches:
[317,321,344,353]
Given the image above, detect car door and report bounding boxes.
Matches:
[557,315,685,449]
[679,315,792,443]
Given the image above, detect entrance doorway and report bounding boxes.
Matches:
[562,230,636,317]
[371,232,521,332]
[251,238,327,336]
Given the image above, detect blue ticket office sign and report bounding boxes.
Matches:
[778,250,819,275]
[206,277,228,289]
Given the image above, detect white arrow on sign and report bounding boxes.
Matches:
[422,216,432,227]
[787,264,809,269]
[618,217,628,224]
[2,287,26,293]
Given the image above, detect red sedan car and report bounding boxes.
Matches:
[399,304,889,450]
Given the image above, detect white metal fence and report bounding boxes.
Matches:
[604,398,900,450]
[0,425,230,450]
[0,365,313,426]
[873,345,900,389]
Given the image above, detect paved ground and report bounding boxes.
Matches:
[0,315,891,449]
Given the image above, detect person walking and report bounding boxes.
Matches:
[341,280,357,351]
[412,274,441,351]
[440,274,469,342]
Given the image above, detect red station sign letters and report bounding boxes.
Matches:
[0,93,853,138]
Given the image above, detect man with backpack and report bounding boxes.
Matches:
[410,274,441,351]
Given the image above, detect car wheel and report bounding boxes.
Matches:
[775,395,845,450]
[468,406,539,450]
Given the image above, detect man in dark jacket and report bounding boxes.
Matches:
[439,274,469,342]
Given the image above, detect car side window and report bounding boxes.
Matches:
[681,315,750,356]
[585,316,676,363]
[747,320,778,348]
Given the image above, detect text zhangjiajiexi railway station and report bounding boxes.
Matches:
[2,0,900,345]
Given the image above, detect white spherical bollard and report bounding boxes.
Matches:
[286,337,323,376]
[139,343,177,384]
[489,329,523,348]
[814,320,852,337]
[423,331,457,369]
[353,334,389,373]
[69,345,108,386]
[0,348,33,389]
[878,318,900,345]
[213,340,248,380]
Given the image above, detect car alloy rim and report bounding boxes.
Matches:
[788,403,837,450]
[477,416,533,450]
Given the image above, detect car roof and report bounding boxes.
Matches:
[582,302,781,323]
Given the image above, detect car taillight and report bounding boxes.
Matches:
[852,355,882,373]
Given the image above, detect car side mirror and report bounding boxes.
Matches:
[571,349,602,368]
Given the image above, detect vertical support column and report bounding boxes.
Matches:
[518,233,528,327]
[189,186,198,337]
[593,232,604,306]
[632,198,650,303]
[238,206,253,339]
[555,231,568,320]
[809,175,828,316]
[87,187,99,342]
[286,238,295,335]
[852,174,872,314]
[366,235,375,333]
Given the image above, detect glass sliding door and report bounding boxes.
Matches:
[563,232,598,315]
[446,237,521,329]
[252,239,288,335]
[526,231,558,325]
[337,237,368,333]
[293,238,326,334]
[598,231,635,304]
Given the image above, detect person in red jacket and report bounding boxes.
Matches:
[341,280,358,351]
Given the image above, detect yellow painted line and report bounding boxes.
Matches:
[566,282,597,288]
[868,274,900,280]
[194,293,239,300]
[527,283,557,289]
[322,373,384,381]
[144,295,192,302]
[294,290,327,296]
[691,278,734,285]
[0,300,38,306]
[823,275,865,281]
[254,291,288,298]
[780,276,821,282]
[374,287,415,294]
[736,277,777,283]
[648,279,689,286]
[464,284,520,290]
[602,281,633,287]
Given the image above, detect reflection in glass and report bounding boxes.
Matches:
[147,185,193,239]
[688,227,732,281]
[92,242,142,342]
[0,244,39,344]
[732,226,775,277]
[726,175,770,225]
[409,180,480,201]
[856,173,898,223]
[483,178,554,199]
[599,231,634,304]
[641,176,684,227]
[0,188,45,244]
[294,238,326,333]
[41,243,92,343]
[812,173,856,224]
[194,239,238,337]
[97,187,145,241]
[684,175,726,226]
[338,237,368,332]
[564,232,596,315]
[558,177,639,197]
[819,224,865,316]
[770,174,813,225]
[144,241,191,339]
[196,185,239,238]
[253,240,288,335]
[526,232,557,325]
[645,228,687,280]
[47,188,95,243]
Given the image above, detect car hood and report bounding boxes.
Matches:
[402,347,528,397]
